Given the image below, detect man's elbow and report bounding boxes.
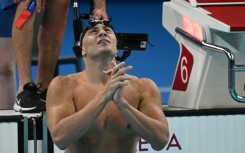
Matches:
[153,132,170,151]
[52,135,68,150]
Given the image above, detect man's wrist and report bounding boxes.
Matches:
[114,99,127,109]
[98,91,110,105]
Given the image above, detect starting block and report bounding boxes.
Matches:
[162,0,245,109]
[0,110,52,153]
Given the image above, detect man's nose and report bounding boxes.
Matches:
[99,29,107,37]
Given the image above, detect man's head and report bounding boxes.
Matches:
[74,20,117,59]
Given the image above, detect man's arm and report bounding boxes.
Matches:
[113,78,169,150]
[46,76,108,150]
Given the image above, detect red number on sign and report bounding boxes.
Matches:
[172,44,194,91]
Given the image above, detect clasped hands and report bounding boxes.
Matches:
[103,61,133,105]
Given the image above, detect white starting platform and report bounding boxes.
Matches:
[162,0,245,109]
[0,110,52,153]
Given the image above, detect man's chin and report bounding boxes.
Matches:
[98,48,117,55]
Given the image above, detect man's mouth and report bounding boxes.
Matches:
[98,39,110,44]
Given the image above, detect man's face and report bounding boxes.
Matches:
[82,24,117,58]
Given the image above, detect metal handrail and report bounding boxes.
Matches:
[175,27,245,103]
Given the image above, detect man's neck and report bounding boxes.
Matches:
[84,57,115,84]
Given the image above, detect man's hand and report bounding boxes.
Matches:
[103,61,132,102]
[93,0,108,20]
[93,8,108,20]
[113,84,125,105]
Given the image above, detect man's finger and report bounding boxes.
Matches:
[112,75,133,83]
[103,69,113,75]
[103,60,119,75]
[111,62,125,75]
[112,66,133,79]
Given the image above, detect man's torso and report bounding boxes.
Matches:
[65,73,143,153]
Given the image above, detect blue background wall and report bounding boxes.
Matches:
[33,0,180,104]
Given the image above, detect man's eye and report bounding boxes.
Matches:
[105,28,112,32]
[89,30,97,34]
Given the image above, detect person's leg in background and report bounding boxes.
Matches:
[12,1,36,94]
[36,0,70,98]
[12,0,70,112]
[12,1,45,112]
[0,5,17,109]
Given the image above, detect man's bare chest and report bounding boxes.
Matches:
[86,103,132,137]
[73,84,140,137]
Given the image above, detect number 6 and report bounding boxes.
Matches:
[181,56,188,84]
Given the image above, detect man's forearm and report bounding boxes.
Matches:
[115,100,169,150]
[51,93,108,150]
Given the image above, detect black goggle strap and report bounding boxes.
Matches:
[87,19,114,31]
[79,19,114,42]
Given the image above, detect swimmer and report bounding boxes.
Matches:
[46,19,169,153]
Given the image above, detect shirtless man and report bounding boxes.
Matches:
[46,20,169,153]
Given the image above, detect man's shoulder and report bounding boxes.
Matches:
[130,77,157,90]
[130,78,160,97]
[51,75,73,84]
[132,77,155,84]
[49,73,83,89]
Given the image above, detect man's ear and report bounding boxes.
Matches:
[82,49,87,56]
